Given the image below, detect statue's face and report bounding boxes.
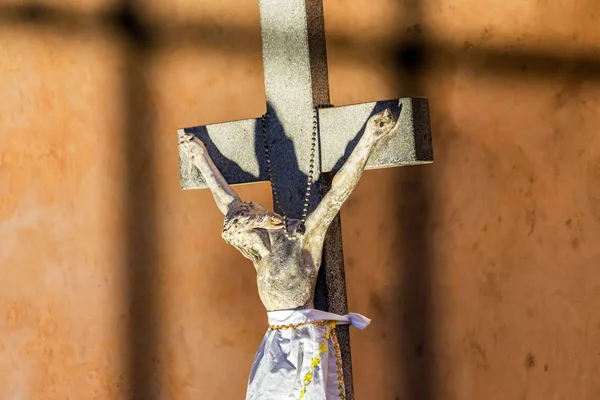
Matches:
[367,108,397,137]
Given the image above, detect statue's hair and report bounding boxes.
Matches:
[221,202,284,259]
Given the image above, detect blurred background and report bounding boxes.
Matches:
[1,0,599,399]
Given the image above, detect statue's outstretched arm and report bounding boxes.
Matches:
[179,134,241,214]
[304,108,399,240]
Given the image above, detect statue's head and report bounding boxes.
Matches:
[222,201,284,251]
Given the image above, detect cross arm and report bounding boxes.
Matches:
[318,97,433,174]
[178,117,268,190]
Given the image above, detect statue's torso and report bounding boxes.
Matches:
[256,236,318,311]
[231,221,323,311]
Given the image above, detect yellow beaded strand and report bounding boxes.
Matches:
[268,320,335,331]
[331,328,346,400]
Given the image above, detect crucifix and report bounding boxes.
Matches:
[177,0,432,398]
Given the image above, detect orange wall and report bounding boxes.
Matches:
[1,0,599,399]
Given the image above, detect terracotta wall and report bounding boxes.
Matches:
[1,0,599,398]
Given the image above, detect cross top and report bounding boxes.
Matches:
[260,0,330,107]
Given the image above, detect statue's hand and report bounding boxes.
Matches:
[364,108,398,141]
[179,133,206,157]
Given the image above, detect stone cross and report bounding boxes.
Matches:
[177,0,433,397]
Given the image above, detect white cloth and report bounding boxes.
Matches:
[246,309,371,400]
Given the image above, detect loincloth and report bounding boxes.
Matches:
[246,309,370,400]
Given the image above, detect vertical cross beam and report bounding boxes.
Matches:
[259,1,358,395]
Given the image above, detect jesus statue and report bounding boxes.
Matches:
[179,107,400,399]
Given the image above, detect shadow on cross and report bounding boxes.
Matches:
[182,100,403,218]
[329,100,403,171]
